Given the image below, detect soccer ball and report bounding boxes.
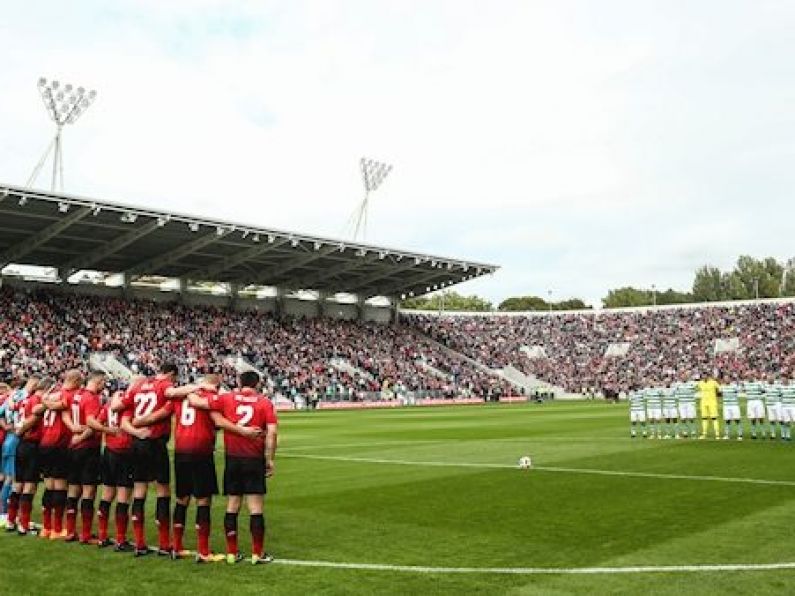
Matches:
[518,456,532,470]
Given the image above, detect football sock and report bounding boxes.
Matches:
[20,493,33,531]
[115,502,129,544]
[132,498,146,548]
[98,500,111,541]
[0,483,11,513]
[65,496,79,536]
[701,419,708,436]
[196,505,211,557]
[250,514,265,557]
[80,498,95,541]
[41,489,53,533]
[156,496,171,550]
[224,512,238,555]
[7,492,20,526]
[52,490,66,534]
[173,502,187,552]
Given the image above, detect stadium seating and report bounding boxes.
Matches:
[0,288,511,401]
[405,302,795,393]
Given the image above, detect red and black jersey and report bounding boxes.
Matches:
[21,392,44,443]
[67,388,102,450]
[40,386,77,449]
[174,387,217,456]
[211,388,277,458]
[120,376,174,440]
[97,403,133,453]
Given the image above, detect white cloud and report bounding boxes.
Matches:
[1,0,794,306]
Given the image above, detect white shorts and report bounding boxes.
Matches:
[630,411,646,423]
[678,404,696,420]
[663,407,678,419]
[781,406,795,423]
[647,408,662,421]
[747,400,764,420]
[766,405,782,422]
[723,405,741,421]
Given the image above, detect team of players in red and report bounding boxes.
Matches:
[2,364,278,564]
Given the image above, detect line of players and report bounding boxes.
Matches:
[0,364,278,564]
[628,377,795,440]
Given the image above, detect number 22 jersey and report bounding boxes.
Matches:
[120,377,174,440]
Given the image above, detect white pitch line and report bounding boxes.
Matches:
[273,558,795,575]
[280,453,795,487]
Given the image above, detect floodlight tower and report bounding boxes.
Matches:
[27,77,97,192]
[348,157,392,242]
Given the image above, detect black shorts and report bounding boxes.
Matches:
[223,456,265,496]
[175,453,218,499]
[101,449,134,489]
[68,447,101,486]
[132,437,170,485]
[39,446,70,479]
[15,440,40,484]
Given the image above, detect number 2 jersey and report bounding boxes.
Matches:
[119,377,175,440]
[210,388,277,459]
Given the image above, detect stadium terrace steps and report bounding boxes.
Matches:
[409,327,554,395]
[88,352,133,381]
[417,360,452,380]
[329,358,375,382]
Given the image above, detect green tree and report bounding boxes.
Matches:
[498,296,549,311]
[656,289,694,305]
[731,255,782,298]
[692,265,723,302]
[401,291,492,312]
[498,296,591,311]
[602,287,653,308]
[782,260,795,297]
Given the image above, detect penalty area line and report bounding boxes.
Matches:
[280,453,795,487]
[272,558,795,575]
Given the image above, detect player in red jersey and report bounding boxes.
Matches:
[15,377,55,535]
[210,371,278,565]
[165,372,260,563]
[63,372,106,544]
[89,382,146,551]
[39,369,83,540]
[113,363,197,557]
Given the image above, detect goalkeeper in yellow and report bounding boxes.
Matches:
[698,374,721,439]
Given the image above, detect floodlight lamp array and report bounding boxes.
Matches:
[360,157,392,193]
[38,77,97,126]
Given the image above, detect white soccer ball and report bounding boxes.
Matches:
[518,456,532,470]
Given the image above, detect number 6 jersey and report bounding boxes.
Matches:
[173,387,218,456]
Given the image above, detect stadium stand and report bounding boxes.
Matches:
[405,300,795,394]
[0,286,513,402]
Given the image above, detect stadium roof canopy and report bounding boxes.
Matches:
[0,182,498,298]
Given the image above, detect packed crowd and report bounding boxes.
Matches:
[405,302,795,393]
[0,288,511,401]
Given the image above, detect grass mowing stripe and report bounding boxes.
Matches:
[281,453,795,487]
[273,558,795,575]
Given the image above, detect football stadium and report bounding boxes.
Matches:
[3,3,795,595]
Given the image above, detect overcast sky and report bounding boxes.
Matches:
[1,1,794,306]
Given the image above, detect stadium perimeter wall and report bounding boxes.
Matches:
[1,277,392,323]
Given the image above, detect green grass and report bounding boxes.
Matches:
[2,401,795,595]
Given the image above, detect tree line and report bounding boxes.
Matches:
[399,255,795,311]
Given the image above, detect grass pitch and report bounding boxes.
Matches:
[2,401,794,595]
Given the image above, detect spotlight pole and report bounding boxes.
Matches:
[348,157,392,242]
[27,77,97,192]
